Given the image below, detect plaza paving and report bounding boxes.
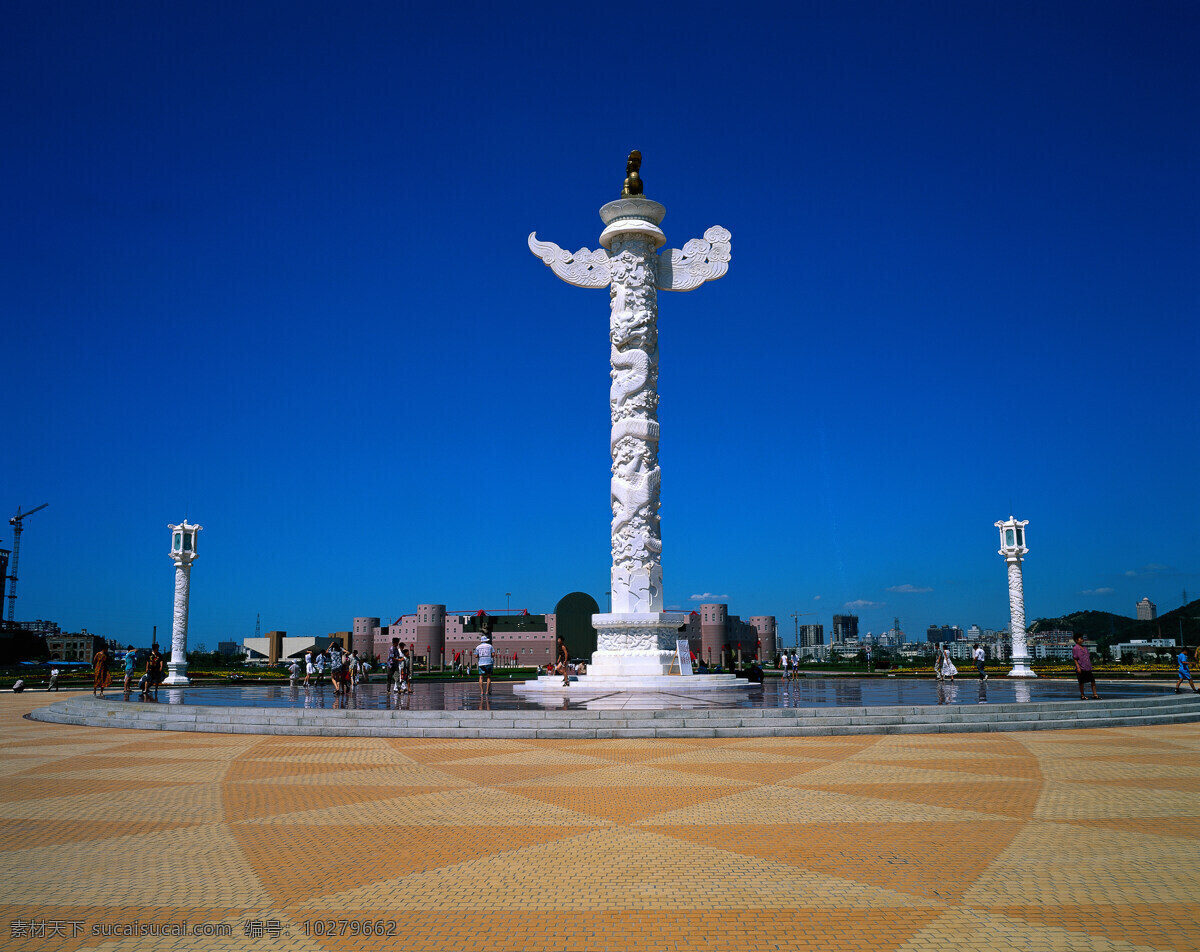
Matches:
[2,692,1199,951]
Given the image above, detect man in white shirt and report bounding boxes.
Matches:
[476,634,495,696]
[973,644,988,681]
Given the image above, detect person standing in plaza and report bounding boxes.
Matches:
[92,644,109,697]
[1176,647,1198,694]
[1072,633,1101,700]
[122,646,138,693]
[142,647,155,697]
[387,638,401,691]
[780,652,790,682]
[315,651,326,685]
[476,633,495,696]
[340,650,352,694]
[303,650,313,687]
[288,659,299,686]
[401,643,414,693]
[329,654,343,695]
[556,637,570,687]
[47,667,59,691]
[973,643,988,681]
[146,644,163,698]
[940,646,957,682]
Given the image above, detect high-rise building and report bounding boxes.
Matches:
[881,616,905,645]
[799,624,824,648]
[926,625,963,644]
[1136,597,1156,621]
[880,627,904,646]
[831,614,859,644]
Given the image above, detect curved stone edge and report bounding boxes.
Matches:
[514,673,752,693]
[26,694,1200,738]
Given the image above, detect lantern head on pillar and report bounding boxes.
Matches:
[994,516,1028,560]
[168,520,203,564]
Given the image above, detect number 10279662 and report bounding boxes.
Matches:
[302,920,398,937]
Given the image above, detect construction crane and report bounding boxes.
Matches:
[790,611,818,650]
[6,503,48,625]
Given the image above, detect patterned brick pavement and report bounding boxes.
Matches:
[2,693,1199,951]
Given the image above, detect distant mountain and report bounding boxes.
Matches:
[1031,600,1200,651]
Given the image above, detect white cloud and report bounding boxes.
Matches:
[689,592,729,601]
[813,595,822,601]
[666,604,683,611]
[844,599,883,610]
[1126,564,1172,578]
[1078,587,1114,596]
[886,584,932,594]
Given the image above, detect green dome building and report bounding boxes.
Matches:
[553,592,600,660]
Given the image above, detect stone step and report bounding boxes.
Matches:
[30,693,1200,738]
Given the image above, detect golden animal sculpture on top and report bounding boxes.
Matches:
[621,150,644,197]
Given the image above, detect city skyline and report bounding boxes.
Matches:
[4,3,1197,647]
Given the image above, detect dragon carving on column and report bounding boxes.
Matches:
[607,237,663,612]
[527,162,731,616]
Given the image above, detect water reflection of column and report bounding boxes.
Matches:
[1013,681,1031,704]
[166,690,184,706]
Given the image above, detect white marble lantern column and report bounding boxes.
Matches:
[996,516,1037,678]
[163,520,201,686]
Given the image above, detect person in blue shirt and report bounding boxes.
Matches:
[1176,649,1198,694]
[122,646,138,694]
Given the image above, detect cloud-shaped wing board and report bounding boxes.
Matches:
[528,233,612,288]
[656,225,732,291]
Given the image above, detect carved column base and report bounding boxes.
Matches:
[162,661,190,686]
[1007,656,1038,678]
[589,612,688,677]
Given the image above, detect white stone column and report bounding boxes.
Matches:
[1005,559,1036,677]
[164,520,201,686]
[589,200,683,675]
[996,516,1036,678]
[526,160,731,684]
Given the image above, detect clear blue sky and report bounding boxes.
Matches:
[3,1,1197,648]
